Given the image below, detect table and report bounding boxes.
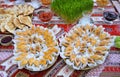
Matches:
[0,0,120,77]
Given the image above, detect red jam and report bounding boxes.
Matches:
[39,11,53,22]
[40,0,52,5]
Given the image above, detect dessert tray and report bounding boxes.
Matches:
[13,26,60,71]
[59,24,114,70]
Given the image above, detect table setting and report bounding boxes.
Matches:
[0,0,120,77]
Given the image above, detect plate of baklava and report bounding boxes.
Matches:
[13,26,60,71]
[59,24,115,70]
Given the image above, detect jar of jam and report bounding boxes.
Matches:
[40,0,52,5]
[39,9,53,23]
[96,0,109,7]
[0,35,13,46]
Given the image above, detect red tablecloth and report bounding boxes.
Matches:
[0,0,120,77]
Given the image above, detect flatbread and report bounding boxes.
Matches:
[18,15,32,27]
[23,5,34,15]
[13,17,25,29]
[0,23,7,32]
[17,4,24,15]
[0,8,6,14]
[0,14,12,20]
[5,21,16,33]
[0,4,34,33]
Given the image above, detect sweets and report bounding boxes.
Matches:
[96,0,109,8]
[13,26,59,71]
[41,0,52,5]
[60,24,114,70]
[39,11,53,22]
[0,4,34,33]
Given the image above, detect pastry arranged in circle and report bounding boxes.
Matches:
[13,26,59,71]
[59,24,114,70]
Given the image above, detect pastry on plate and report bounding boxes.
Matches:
[13,26,59,71]
[13,17,25,29]
[60,24,114,70]
[0,4,34,33]
[18,15,32,27]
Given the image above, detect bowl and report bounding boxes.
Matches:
[0,35,13,46]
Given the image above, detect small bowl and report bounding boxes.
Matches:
[38,9,53,23]
[40,0,52,5]
[39,11,53,22]
[0,35,13,46]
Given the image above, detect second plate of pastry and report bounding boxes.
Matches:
[59,24,115,70]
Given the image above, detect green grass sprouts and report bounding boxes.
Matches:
[51,0,93,23]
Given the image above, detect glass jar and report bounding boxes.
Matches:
[96,0,109,11]
[40,0,52,5]
[38,9,53,23]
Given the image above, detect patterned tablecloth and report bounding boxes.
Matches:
[0,0,120,77]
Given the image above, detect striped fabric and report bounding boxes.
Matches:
[85,65,105,77]
[0,51,13,63]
